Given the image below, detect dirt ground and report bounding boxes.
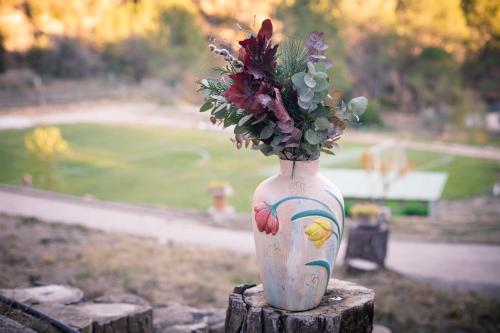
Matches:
[1,214,499,333]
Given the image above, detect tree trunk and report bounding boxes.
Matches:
[225,279,374,333]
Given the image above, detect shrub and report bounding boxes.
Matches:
[401,202,428,216]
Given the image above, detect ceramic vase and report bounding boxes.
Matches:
[252,159,344,311]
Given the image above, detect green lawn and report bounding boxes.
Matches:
[0,124,498,211]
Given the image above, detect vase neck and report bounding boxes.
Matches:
[279,159,320,177]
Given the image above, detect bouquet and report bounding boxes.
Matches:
[198,19,367,161]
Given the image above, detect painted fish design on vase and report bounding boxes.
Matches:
[252,159,344,311]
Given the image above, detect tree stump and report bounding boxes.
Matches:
[225,279,374,333]
[0,285,84,305]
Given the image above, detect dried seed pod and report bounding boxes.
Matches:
[208,44,216,51]
[214,48,221,55]
[324,139,334,149]
[220,49,229,56]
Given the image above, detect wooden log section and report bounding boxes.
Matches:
[225,279,374,333]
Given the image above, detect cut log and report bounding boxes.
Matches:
[76,302,153,333]
[225,279,374,333]
[35,301,153,333]
[0,285,84,305]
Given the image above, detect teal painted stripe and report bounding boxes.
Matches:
[325,190,345,240]
[305,259,331,281]
[291,209,341,240]
[272,196,332,213]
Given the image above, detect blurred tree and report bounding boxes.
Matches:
[152,3,207,84]
[26,36,103,78]
[103,37,153,82]
[407,47,461,111]
[274,0,352,92]
[0,33,6,73]
[395,0,470,57]
[461,0,500,102]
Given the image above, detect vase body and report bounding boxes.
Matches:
[252,159,344,311]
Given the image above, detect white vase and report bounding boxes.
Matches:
[252,159,344,311]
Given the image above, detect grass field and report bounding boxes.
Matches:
[0,123,498,211]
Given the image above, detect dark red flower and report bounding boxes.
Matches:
[224,72,274,117]
[238,19,278,80]
[224,19,295,134]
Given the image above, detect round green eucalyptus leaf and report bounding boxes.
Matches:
[347,96,368,117]
[314,71,328,79]
[314,117,330,131]
[314,78,329,92]
[292,72,306,88]
[307,62,316,74]
[299,88,315,102]
[305,129,325,145]
[260,125,274,139]
[304,74,317,88]
[314,62,327,73]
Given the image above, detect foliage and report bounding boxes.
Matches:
[351,203,380,218]
[25,127,69,160]
[359,99,383,127]
[0,33,6,73]
[198,19,367,161]
[26,36,103,78]
[400,202,428,216]
[25,127,69,188]
[274,0,352,92]
[103,37,153,82]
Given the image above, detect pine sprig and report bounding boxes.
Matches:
[276,38,307,91]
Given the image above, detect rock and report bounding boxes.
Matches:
[0,285,84,305]
[226,279,375,333]
[0,314,37,333]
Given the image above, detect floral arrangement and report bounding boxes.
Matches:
[198,19,367,161]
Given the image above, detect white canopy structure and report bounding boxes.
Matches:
[321,168,448,202]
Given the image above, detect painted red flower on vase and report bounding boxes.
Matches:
[253,202,279,235]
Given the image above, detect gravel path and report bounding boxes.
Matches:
[1,185,500,298]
